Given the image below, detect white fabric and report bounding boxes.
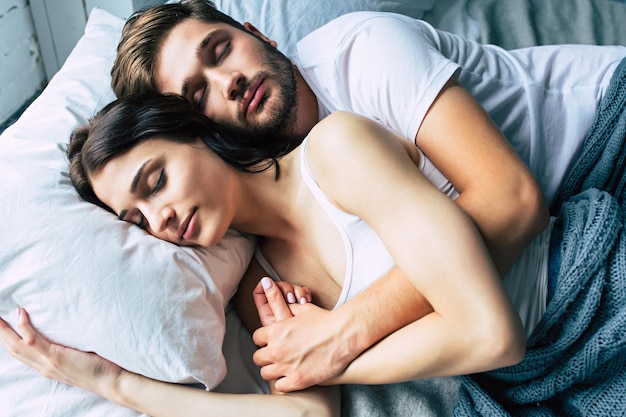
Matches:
[293,11,626,205]
[415,147,460,201]
[0,8,259,417]
[502,218,554,338]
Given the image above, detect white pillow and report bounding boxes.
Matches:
[0,7,255,417]
[213,0,435,56]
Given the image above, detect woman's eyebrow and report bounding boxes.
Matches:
[131,160,151,193]
[118,160,150,222]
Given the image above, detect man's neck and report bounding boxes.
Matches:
[291,65,320,140]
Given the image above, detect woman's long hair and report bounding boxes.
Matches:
[67,93,287,211]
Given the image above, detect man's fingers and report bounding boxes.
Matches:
[258,362,284,383]
[252,344,271,367]
[274,375,306,393]
[252,326,268,348]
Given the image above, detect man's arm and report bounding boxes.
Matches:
[250,267,432,392]
[417,79,550,276]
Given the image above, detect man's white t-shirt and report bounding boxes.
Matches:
[292,11,626,205]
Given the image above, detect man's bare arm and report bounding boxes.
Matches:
[250,267,432,392]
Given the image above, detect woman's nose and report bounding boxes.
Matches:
[144,204,175,234]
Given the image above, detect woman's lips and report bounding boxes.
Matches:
[179,208,197,240]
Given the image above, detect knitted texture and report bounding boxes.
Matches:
[454,57,626,416]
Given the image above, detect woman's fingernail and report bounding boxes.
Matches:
[287,292,296,303]
[300,297,307,304]
[261,277,273,290]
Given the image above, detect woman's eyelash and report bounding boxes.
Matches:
[138,215,147,230]
[151,170,165,194]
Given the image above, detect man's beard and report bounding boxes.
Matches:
[229,40,298,144]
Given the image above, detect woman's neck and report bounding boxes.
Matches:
[230,148,305,240]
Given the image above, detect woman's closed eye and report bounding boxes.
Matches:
[151,169,166,194]
[137,214,148,230]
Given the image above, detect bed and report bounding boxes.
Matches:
[1,1,625,416]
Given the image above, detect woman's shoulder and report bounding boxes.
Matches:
[308,111,410,164]
[304,112,417,200]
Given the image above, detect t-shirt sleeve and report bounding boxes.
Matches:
[295,12,461,142]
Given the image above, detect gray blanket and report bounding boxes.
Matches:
[453,56,626,417]
[465,0,626,50]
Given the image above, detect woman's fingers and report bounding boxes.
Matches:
[16,308,38,344]
[0,308,57,379]
[253,277,313,327]
[0,312,23,354]
[275,281,312,305]
[260,277,294,322]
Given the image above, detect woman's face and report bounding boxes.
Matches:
[90,137,236,247]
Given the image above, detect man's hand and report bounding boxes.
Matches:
[252,278,357,392]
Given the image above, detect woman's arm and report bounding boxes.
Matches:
[306,111,526,383]
[0,308,339,417]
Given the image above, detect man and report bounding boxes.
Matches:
[109,0,624,392]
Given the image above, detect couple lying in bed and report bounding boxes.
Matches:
[2,1,626,415]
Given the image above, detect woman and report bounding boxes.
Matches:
[0,92,524,414]
[2,78,626,415]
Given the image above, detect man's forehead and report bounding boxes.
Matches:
[154,19,237,93]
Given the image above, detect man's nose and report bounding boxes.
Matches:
[210,69,244,100]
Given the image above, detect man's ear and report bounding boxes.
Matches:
[243,22,278,48]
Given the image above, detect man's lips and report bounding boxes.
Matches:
[178,208,197,240]
[242,78,265,117]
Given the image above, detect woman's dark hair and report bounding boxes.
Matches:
[67,93,288,211]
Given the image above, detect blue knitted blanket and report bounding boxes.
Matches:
[453,57,626,416]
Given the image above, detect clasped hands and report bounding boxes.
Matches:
[251,277,357,392]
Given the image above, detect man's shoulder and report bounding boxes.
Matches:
[295,11,426,60]
[312,10,421,36]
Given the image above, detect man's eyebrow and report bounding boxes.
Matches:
[181,33,213,97]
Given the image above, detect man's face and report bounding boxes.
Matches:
[155,19,298,141]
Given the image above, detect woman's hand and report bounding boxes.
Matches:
[253,277,311,326]
[0,308,124,398]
